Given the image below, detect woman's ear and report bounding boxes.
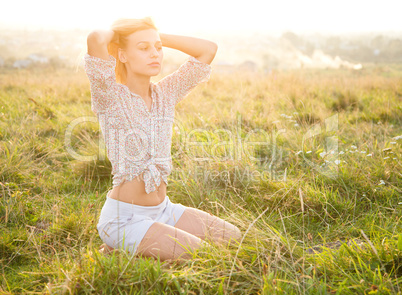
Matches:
[118,48,127,63]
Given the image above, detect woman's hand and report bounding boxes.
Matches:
[159,33,218,65]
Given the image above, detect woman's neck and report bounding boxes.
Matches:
[125,72,151,100]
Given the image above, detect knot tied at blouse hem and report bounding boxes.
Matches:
[142,160,169,194]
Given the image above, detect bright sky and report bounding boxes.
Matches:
[2,0,401,35]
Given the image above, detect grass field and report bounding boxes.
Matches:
[0,63,401,294]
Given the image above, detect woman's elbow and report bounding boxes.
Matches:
[87,31,103,45]
[210,41,218,52]
[209,41,218,58]
[201,42,218,65]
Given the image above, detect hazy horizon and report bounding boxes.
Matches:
[2,1,401,70]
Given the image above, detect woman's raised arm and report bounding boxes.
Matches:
[159,33,218,65]
[87,30,116,60]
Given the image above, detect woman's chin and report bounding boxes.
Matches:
[148,68,162,76]
[132,68,162,77]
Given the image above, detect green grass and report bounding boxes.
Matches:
[0,65,401,294]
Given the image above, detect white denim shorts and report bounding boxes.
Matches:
[96,191,187,254]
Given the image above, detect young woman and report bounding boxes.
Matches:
[84,17,241,261]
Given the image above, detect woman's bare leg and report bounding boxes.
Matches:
[174,208,241,246]
[98,209,241,259]
[136,222,203,261]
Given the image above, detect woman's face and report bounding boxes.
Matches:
[119,28,163,77]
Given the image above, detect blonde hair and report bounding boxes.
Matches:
[107,17,157,84]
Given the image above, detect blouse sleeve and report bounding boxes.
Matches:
[157,56,212,106]
[83,53,117,113]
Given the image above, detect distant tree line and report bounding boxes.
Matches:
[281,31,402,63]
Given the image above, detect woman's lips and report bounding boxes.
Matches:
[148,62,160,67]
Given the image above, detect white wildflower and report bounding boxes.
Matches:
[366,154,372,157]
[306,151,312,154]
[390,142,396,145]
[339,151,344,155]
[384,157,390,160]
[379,180,385,185]
[280,114,293,119]
[334,160,340,165]
[319,152,326,158]
[392,135,402,140]
[351,145,357,149]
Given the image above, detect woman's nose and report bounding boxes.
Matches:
[150,47,159,57]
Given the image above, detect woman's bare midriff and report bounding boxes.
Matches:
[108,172,167,206]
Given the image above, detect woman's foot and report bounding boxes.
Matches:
[99,243,115,255]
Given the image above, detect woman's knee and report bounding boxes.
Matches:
[174,207,241,245]
[231,224,242,243]
[201,216,241,245]
[221,221,241,245]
